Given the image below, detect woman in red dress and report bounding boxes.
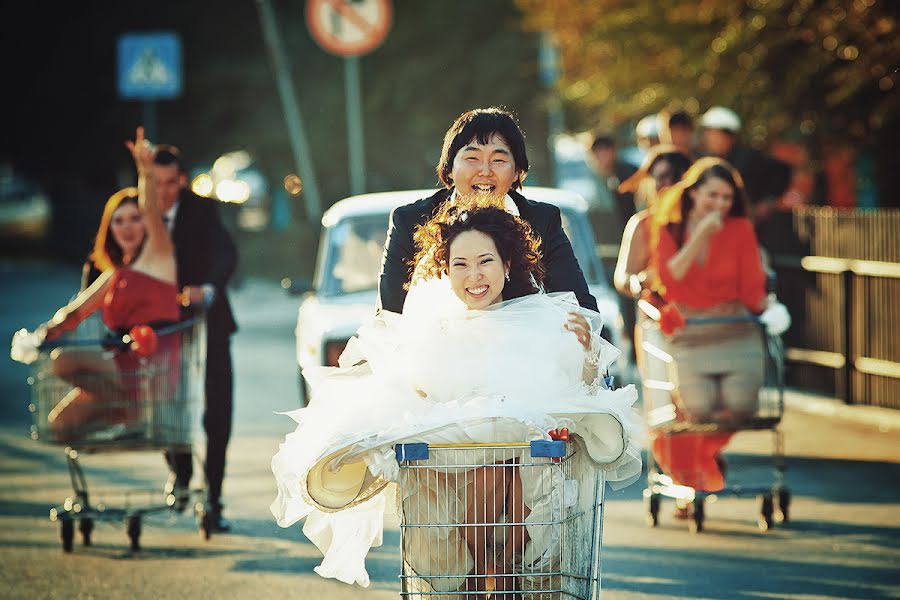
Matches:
[647,157,769,493]
[43,128,179,439]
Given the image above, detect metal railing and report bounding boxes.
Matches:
[769,208,900,409]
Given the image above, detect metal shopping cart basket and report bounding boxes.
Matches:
[25,317,208,552]
[395,438,606,599]
[636,300,789,533]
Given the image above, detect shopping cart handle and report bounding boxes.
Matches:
[37,316,204,351]
[395,443,429,462]
[39,333,127,351]
[531,440,566,458]
[684,315,761,325]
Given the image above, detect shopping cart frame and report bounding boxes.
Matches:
[395,439,606,599]
[636,301,790,533]
[26,316,211,551]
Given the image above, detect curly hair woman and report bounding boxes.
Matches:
[410,195,544,307]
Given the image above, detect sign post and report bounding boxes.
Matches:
[256,0,323,223]
[117,32,183,140]
[306,0,392,196]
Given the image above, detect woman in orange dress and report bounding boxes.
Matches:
[43,128,179,439]
[648,157,769,492]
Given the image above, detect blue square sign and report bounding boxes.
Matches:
[117,32,182,99]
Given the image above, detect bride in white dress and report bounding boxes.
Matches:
[270,197,642,588]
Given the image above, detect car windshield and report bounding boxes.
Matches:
[317,215,389,296]
[558,208,604,285]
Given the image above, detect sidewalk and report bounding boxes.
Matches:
[784,387,900,433]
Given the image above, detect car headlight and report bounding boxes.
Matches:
[324,339,350,367]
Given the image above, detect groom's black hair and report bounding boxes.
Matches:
[437,107,529,190]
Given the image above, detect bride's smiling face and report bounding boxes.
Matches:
[448,230,509,309]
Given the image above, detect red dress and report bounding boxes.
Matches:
[102,268,181,418]
[651,218,766,492]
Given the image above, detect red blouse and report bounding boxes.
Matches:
[656,217,766,313]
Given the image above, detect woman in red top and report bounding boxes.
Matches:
[43,128,179,438]
[652,157,768,419]
[648,157,768,493]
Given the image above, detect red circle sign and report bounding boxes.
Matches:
[306,0,393,58]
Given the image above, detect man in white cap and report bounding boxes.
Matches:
[699,106,792,246]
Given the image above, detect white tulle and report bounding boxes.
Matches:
[271,278,642,587]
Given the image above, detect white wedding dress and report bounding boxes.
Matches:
[270,277,642,587]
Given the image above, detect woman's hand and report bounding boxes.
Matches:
[125,126,156,174]
[694,210,724,240]
[564,311,592,351]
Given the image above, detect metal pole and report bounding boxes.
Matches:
[142,101,158,141]
[255,0,322,223]
[539,32,564,186]
[344,56,366,196]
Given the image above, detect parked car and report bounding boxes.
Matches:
[288,187,629,406]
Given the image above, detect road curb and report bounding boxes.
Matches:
[784,388,900,432]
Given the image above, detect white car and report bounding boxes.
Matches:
[289,187,628,406]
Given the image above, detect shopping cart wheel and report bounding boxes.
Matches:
[688,497,705,534]
[60,518,74,553]
[757,493,774,532]
[644,493,661,527]
[79,518,94,546]
[126,516,142,551]
[776,489,791,524]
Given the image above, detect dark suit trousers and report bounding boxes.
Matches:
[166,330,233,511]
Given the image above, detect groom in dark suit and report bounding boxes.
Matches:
[378,107,601,327]
[153,146,237,532]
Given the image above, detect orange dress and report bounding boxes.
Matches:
[652,217,765,492]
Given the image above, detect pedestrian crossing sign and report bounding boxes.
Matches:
[117,32,182,99]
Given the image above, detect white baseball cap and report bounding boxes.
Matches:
[699,106,742,132]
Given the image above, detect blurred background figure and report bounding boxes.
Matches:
[39,132,179,442]
[621,114,661,169]
[614,146,693,362]
[698,106,792,248]
[153,145,238,533]
[81,188,142,290]
[658,110,696,159]
[648,157,772,504]
[589,134,637,242]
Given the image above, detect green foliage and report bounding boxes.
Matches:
[517,0,899,147]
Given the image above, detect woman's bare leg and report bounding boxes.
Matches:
[462,462,513,597]
[48,348,121,435]
[495,464,530,595]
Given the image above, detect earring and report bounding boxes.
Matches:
[505,272,510,281]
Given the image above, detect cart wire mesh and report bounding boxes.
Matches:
[396,440,606,599]
[27,317,206,453]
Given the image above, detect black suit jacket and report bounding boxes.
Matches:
[377,188,598,314]
[171,190,238,336]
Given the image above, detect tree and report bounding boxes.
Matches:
[517,0,900,204]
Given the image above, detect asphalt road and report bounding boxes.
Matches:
[1,261,898,600]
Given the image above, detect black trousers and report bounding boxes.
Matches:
[166,330,233,511]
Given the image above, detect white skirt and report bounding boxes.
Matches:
[270,286,643,586]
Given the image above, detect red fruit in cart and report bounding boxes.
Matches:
[548,429,559,440]
[129,325,158,356]
[558,428,570,441]
[659,303,686,335]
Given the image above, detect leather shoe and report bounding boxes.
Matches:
[205,511,231,533]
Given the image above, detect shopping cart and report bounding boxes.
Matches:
[395,438,606,599]
[636,300,789,533]
[25,317,209,551]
